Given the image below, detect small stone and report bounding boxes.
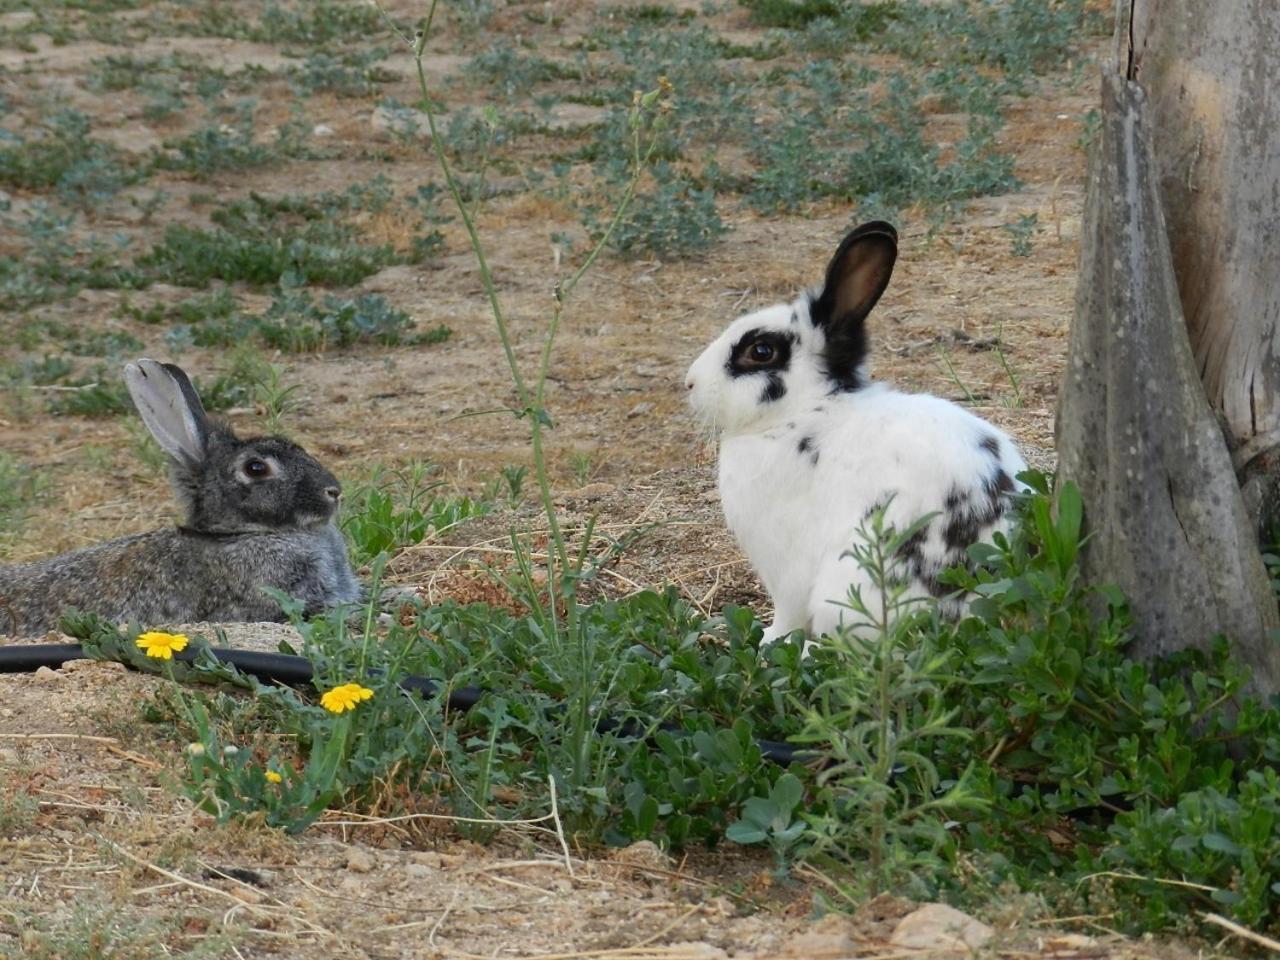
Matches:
[370,105,431,141]
[33,666,63,683]
[560,482,617,502]
[607,840,671,871]
[0,748,18,763]
[346,847,375,873]
[662,945,726,960]
[312,123,336,138]
[779,914,858,958]
[890,903,993,952]
[62,658,125,674]
[1042,933,1098,950]
[627,401,655,418]
[410,851,445,868]
[230,886,264,905]
[543,102,607,131]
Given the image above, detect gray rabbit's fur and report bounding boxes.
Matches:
[0,359,362,636]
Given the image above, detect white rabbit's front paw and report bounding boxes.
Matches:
[760,605,810,655]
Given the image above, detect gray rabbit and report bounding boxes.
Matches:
[0,359,362,637]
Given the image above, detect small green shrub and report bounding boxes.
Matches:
[0,109,140,207]
[45,363,255,418]
[153,103,312,180]
[187,0,386,46]
[738,0,844,30]
[0,453,45,540]
[341,462,492,565]
[291,49,399,98]
[256,288,450,353]
[136,187,430,288]
[138,222,391,289]
[583,162,725,259]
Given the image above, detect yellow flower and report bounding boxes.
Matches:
[264,769,283,784]
[320,683,374,714]
[136,631,190,660]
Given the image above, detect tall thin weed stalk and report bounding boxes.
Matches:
[372,2,673,819]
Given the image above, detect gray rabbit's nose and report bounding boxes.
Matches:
[324,486,341,502]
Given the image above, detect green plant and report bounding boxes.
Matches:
[569,452,594,486]
[993,326,1023,408]
[500,464,529,505]
[187,0,386,46]
[738,0,843,29]
[256,287,447,352]
[0,452,45,540]
[341,462,492,565]
[153,103,274,179]
[1003,212,1039,256]
[251,363,305,434]
[794,508,982,896]
[0,109,141,207]
[137,218,396,290]
[583,161,725,259]
[291,48,399,98]
[725,772,807,870]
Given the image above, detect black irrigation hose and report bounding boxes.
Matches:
[0,643,813,766]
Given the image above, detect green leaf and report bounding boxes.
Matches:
[725,820,768,845]
[1201,833,1242,856]
[770,772,803,812]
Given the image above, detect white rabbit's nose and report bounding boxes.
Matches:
[685,378,694,391]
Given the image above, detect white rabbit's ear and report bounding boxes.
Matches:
[124,359,209,464]
[812,221,897,329]
[810,221,897,389]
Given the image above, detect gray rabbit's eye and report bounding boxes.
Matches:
[243,458,273,480]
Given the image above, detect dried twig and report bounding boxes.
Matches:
[1200,912,1280,953]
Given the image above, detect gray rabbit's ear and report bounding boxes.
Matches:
[124,359,210,464]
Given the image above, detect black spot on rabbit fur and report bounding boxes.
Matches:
[761,375,786,403]
[979,434,1001,458]
[942,469,1014,554]
[895,526,950,599]
[797,435,819,465]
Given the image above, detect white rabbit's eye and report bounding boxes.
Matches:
[243,458,272,479]
[729,327,795,378]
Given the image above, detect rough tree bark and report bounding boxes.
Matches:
[1055,71,1280,692]
[1123,1,1280,536]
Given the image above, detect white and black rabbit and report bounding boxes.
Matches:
[0,358,362,637]
[685,221,1027,644]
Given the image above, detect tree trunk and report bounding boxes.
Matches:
[1055,73,1280,692]
[1123,0,1280,537]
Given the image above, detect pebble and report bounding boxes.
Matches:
[889,903,994,952]
[627,401,655,418]
[346,847,375,873]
